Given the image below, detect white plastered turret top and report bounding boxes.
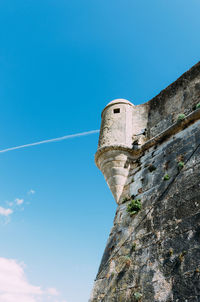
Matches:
[101,99,134,116]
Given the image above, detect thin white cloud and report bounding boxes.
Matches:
[0,258,61,302]
[15,198,24,206]
[0,207,13,217]
[1,194,31,223]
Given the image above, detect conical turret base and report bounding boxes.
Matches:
[96,149,134,204]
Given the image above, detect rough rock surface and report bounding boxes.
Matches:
[90,62,200,302]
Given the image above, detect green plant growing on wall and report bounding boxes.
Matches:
[196,103,200,109]
[164,174,170,181]
[177,113,186,121]
[127,199,141,216]
[134,292,143,301]
[178,161,184,169]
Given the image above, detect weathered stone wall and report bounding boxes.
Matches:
[145,62,200,138]
[90,62,200,302]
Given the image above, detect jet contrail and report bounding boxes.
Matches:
[0,129,100,154]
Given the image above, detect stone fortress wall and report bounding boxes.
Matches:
[90,62,200,302]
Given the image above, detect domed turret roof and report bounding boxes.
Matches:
[102,98,134,115]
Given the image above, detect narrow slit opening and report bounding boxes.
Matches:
[113,108,120,114]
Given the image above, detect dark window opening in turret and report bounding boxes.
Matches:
[113,108,120,114]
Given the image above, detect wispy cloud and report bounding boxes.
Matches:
[15,198,24,206]
[0,258,63,302]
[0,207,13,217]
[1,190,35,223]
[0,130,99,154]
[28,189,35,195]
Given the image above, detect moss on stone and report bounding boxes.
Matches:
[134,292,143,301]
[177,113,186,121]
[164,174,170,181]
[178,161,185,169]
[196,103,200,109]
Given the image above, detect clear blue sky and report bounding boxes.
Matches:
[0,1,199,301]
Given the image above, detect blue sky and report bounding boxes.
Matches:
[0,0,200,301]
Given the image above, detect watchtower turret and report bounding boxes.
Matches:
[95,99,148,203]
[95,99,137,204]
[98,99,134,149]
